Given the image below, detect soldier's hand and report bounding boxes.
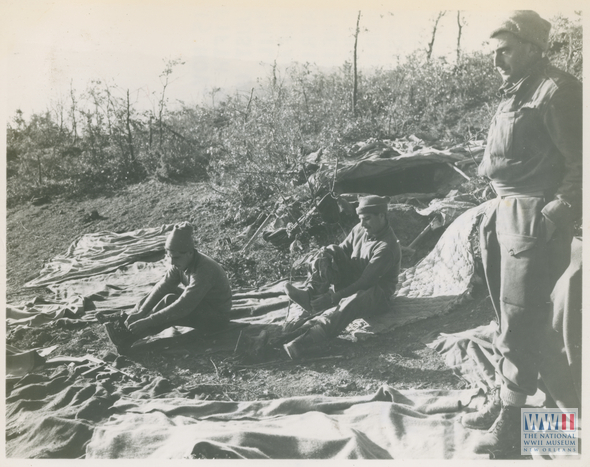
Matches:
[311,293,334,312]
[541,199,573,242]
[128,318,151,335]
[125,309,148,328]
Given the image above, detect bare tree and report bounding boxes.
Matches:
[157,58,185,148]
[426,11,446,61]
[352,10,361,116]
[456,11,465,62]
[125,89,135,162]
[210,87,221,111]
[69,80,78,145]
[50,97,67,139]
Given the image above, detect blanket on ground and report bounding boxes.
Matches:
[24,224,173,288]
[426,321,498,392]
[6,361,487,459]
[7,295,90,328]
[88,387,484,459]
[6,367,181,458]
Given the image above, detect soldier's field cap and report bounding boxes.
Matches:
[490,10,551,52]
[356,195,389,215]
[165,222,194,252]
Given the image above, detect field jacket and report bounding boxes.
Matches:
[140,251,232,327]
[478,58,583,223]
[327,222,401,301]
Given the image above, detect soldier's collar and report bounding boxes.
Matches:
[366,222,390,241]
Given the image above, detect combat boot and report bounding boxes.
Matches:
[104,320,136,354]
[473,404,521,457]
[284,283,313,312]
[283,325,326,360]
[462,386,501,430]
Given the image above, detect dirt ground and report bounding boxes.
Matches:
[6,179,496,401]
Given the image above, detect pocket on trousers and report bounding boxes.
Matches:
[497,232,538,257]
[497,233,542,308]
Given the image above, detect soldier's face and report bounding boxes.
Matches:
[491,32,539,83]
[166,249,193,270]
[359,213,386,236]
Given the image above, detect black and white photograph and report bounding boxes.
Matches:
[2,0,586,463]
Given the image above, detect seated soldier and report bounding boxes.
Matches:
[104,222,232,353]
[283,195,401,359]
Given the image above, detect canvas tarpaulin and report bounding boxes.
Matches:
[23,224,173,288]
[414,191,477,230]
[87,387,488,459]
[308,137,485,196]
[7,295,90,328]
[426,321,499,392]
[334,151,464,195]
[5,359,489,459]
[6,367,178,458]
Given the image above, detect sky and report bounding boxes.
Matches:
[0,0,585,118]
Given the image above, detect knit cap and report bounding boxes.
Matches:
[356,195,389,215]
[165,222,194,252]
[490,10,551,52]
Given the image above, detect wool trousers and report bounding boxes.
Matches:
[480,196,572,406]
[304,249,391,339]
[135,291,229,339]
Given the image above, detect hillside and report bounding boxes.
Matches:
[6,173,497,406]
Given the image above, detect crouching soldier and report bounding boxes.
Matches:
[282,195,401,359]
[104,222,232,353]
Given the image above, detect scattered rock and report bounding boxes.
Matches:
[261,390,278,399]
[81,209,105,223]
[338,381,357,392]
[31,196,50,206]
[102,352,118,363]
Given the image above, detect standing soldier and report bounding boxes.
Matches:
[462,11,583,456]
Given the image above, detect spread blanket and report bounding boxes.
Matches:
[6,362,491,459]
[9,202,491,339]
[23,224,174,288]
[87,387,484,459]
